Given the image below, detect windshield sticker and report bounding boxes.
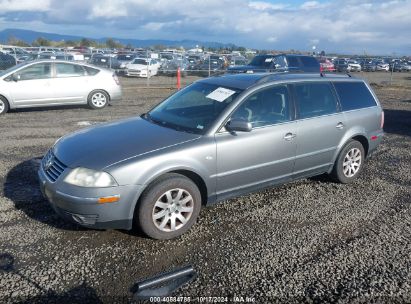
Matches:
[206,87,236,102]
[265,58,273,62]
[196,125,204,130]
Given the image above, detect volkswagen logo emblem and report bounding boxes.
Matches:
[44,155,54,171]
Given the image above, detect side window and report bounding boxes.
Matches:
[84,66,99,76]
[333,82,377,111]
[232,85,291,128]
[293,82,338,119]
[55,63,86,78]
[17,63,52,81]
[273,56,287,68]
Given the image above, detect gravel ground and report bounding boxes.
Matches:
[0,73,410,303]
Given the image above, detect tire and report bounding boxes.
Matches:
[0,96,9,115]
[331,140,365,184]
[88,90,109,109]
[136,173,202,240]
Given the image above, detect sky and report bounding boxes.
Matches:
[0,0,410,55]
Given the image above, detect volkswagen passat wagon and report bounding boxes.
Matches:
[38,73,384,239]
[0,60,122,114]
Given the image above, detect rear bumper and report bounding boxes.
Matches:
[367,130,384,157]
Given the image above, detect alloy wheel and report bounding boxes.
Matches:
[343,148,362,178]
[152,188,194,232]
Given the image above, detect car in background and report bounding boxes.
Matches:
[375,61,389,71]
[227,54,320,73]
[38,72,384,239]
[38,52,74,61]
[0,60,122,114]
[317,57,335,72]
[115,54,137,73]
[159,59,189,77]
[229,56,248,67]
[89,54,119,69]
[0,52,17,70]
[393,61,411,72]
[362,59,377,72]
[190,58,225,76]
[347,60,361,72]
[125,58,159,77]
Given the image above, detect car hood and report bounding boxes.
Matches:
[53,117,200,170]
[127,64,148,69]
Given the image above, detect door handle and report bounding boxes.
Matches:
[284,132,296,141]
[336,122,344,129]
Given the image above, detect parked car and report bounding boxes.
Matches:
[125,58,159,77]
[227,54,320,73]
[0,60,122,114]
[89,54,119,69]
[229,56,248,67]
[317,57,335,72]
[375,61,389,72]
[159,59,189,77]
[38,52,74,61]
[38,72,384,239]
[190,58,225,76]
[0,52,17,70]
[362,60,378,72]
[115,54,137,73]
[347,60,362,72]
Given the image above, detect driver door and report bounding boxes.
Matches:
[215,84,297,198]
[9,62,54,107]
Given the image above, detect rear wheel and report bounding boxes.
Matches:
[331,140,365,183]
[0,96,9,115]
[136,173,202,240]
[88,90,109,109]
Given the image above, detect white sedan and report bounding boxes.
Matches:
[0,60,122,114]
[125,58,159,78]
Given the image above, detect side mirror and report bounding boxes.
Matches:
[226,118,252,132]
[12,74,20,82]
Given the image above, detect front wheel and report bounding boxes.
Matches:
[136,174,202,240]
[331,140,365,183]
[88,90,109,109]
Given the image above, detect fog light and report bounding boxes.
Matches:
[98,195,120,204]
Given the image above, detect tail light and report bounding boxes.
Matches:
[113,74,120,85]
[380,111,384,129]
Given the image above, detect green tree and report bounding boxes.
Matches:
[32,37,51,47]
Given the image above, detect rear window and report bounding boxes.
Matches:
[84,66,99,75]
[333,82,377,111]
[299,56,319,67]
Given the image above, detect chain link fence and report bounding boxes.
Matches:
[1,44,410,88]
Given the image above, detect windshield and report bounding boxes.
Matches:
[147,82,242,134]
[132,59,148,65]
[249,55,274,67]
[117,54,135,60]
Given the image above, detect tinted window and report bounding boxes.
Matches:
[84,66,99,75]
[249,55,274,68]
[300,56,320,67]
[333,82,377,111]
[232,85,290,127]
[293,82,338,119]
[55,63,86,77]
[18,63,52,80]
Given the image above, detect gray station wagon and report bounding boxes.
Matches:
[38,73,384,239]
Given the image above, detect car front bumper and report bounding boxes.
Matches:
[38,166,142,230]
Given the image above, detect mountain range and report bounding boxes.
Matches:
[0,28,238,49]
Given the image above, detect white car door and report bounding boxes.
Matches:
[52,63,89,104]
[8,62,54,107]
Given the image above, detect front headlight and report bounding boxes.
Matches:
[64,168,118,187]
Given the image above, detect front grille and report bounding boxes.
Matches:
[128,69,141,73]
[42,150,67,182]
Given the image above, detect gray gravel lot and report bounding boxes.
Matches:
[0,73,410,303]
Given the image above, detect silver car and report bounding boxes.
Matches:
[0,60,122,114]
[38,73,384,239]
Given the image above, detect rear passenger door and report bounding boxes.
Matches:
[52,63,89,103]
[291,81,346,178]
